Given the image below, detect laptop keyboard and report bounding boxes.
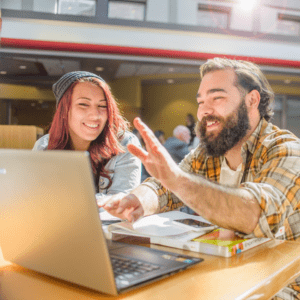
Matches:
[111,255,160,287]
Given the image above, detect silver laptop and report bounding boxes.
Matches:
[0,149,203,295]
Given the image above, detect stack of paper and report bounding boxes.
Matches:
[101,211,216,241]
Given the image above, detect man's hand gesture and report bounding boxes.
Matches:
[127,117,180,190]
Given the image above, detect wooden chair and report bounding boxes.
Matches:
[0,125,44,149]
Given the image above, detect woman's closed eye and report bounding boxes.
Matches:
[79,102,89,107]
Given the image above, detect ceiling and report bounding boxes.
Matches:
[1,49,300,93]
[0,50,203,89]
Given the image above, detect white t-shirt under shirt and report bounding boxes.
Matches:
[219,158,243,188]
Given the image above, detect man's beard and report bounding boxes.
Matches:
[195,98,250,157]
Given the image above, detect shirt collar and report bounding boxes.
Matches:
[242,118,268,156]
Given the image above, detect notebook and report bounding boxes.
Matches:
[0,149,203,295]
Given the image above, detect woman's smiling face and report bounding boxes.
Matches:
[68,81,108,151]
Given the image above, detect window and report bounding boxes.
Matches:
[271,95,300,138]
[287,97,300,138]
[271,96,283,129]
[58,0,96,17]
[108,0,146,21]
[2,0,22,10]
[197,4,230,29]
[2,0,96,17]
[277,14,300,36]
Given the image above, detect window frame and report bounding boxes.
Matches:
[277,13,300,36]
[197,4,231,30]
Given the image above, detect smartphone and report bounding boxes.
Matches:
[172,218,215,231]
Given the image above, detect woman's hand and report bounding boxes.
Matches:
[98,193,144,223]
[98,184,159,222]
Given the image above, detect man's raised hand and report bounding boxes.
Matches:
[127,117,180,190]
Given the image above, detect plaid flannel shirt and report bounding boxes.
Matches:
[142,118,300,299]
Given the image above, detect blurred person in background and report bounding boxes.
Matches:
[132,128,150,182]
[164,125,190,163]
[154,130,166,145]
[186,113,196,147]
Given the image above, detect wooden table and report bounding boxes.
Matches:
[1,240,300,300]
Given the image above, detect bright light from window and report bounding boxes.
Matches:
[238,0,257,11]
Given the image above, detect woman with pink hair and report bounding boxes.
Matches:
[33,71,141,200]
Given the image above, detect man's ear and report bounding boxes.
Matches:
[246,90,260,109]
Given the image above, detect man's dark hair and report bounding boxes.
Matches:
[200,58,275,121]
[154,130,165,139]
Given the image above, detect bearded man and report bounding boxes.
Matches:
[99,58,300,300]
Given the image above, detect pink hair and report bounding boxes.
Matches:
[48,77,129,188]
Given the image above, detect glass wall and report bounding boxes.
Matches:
[271,96,283,129]
[287,97,300,138]
[197,4,230,29]
[58,0,96,16]
[276,16,300,36]
[2,0,97,16]
[3,0,300,38]
[108,0,146,21]
[272,95,300,138]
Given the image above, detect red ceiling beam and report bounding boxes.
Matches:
[2,37,300,69]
